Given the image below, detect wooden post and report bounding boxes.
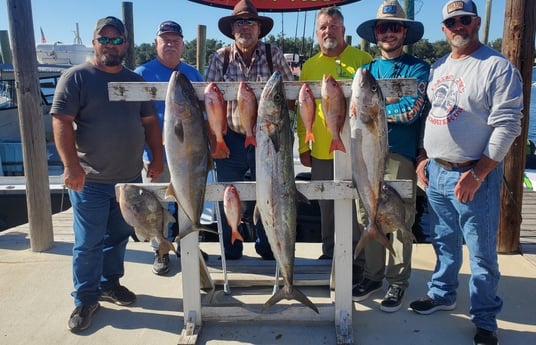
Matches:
[0,30,12,64]
[403,0,415,55]
[498,0,536,253]
[482,0,493,45]
[6,0,53,251]
[196,25,206,76]
[122,1,135,69]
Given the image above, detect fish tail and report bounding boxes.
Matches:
[305,132,315,144]
[353,232,370,259]
[369,222,395,255]
[263,286,319,314]
[244,135,257,148]
[231,227,245,245]
[176,223,220,241]
[329,138,346,153]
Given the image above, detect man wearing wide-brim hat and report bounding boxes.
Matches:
[205,0,294,261]
[351,0,430,314]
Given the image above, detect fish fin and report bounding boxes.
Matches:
[329,138,346,153]
[269,132,280,152]
[244,135,257,148]
[230,226,245,245]
[253,204,261,225]
[175,122,185,143]
[353,231,370,259]
[369,223,395,255]
[175,224,219,241]
[165,183,178,202]
[263,286,319,314]
[305,132,315,144]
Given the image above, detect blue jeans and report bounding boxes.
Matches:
[425,159,503,331]
[69,180,137,306]
[214,130,272,258]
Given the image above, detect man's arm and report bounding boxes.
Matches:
[141,115,164,181]
[52,114,86,190]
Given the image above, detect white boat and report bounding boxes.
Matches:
[36,24,93,66]
[36,42,93,65]
[0,63,71,230]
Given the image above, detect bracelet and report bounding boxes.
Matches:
[470,169,483,184]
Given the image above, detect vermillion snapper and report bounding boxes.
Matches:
[298,82,316,145]
[321,74,347,153]
[204,82,230,159]
[255,71,318,314]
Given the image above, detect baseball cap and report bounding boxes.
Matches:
[157,21,183,37]
[442,0,478,21]
[94,16,127,38]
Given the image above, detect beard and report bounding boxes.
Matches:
[378,39,404,54]
[321,37,338,51]
[97,51,125,66]
[449,35,472,49]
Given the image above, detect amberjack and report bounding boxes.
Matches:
[164,71,216,239]
[349,67,393,256]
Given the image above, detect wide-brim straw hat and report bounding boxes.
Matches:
[218,0,274,39]
[356,0,424,45]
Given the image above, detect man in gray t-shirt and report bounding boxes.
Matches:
[51,16,163,334]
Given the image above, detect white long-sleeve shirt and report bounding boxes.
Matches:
[424,44,523,163]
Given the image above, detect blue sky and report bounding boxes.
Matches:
[1,0,507,48]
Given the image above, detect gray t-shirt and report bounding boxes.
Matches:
[424,45,523,163]
[51,62,156,183]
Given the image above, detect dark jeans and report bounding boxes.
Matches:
[214,130,272,259]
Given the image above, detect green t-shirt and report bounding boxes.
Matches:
[298,45,372,160]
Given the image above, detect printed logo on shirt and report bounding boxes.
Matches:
[427,74,465,125]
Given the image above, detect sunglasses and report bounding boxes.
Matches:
[443,15,473,29]
[96,37,125,45]
[234,19,257,26]
[375,22,404,34]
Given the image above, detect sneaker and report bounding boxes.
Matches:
[473,327,498,345]
[100,285,136,306]
[352,278,382,302]
[409,296,456,315]
[68,303,100,333]
[380,285,405,312]
[318,254,332,260]
[152,252,170,275]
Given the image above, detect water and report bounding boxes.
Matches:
[527,67,536,142]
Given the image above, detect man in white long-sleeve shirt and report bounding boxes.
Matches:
[409,1,523,345]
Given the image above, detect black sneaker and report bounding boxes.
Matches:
[473,327,498,345]
[68,303,100,333]
[100,285,136,306]
[352,278,382,302]
[409,296,456,315]
[380,285,405,312]
[152,252,170,275]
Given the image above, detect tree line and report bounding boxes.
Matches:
[134,35,505,70]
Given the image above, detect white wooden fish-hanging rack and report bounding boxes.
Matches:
[109,79,416,345]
